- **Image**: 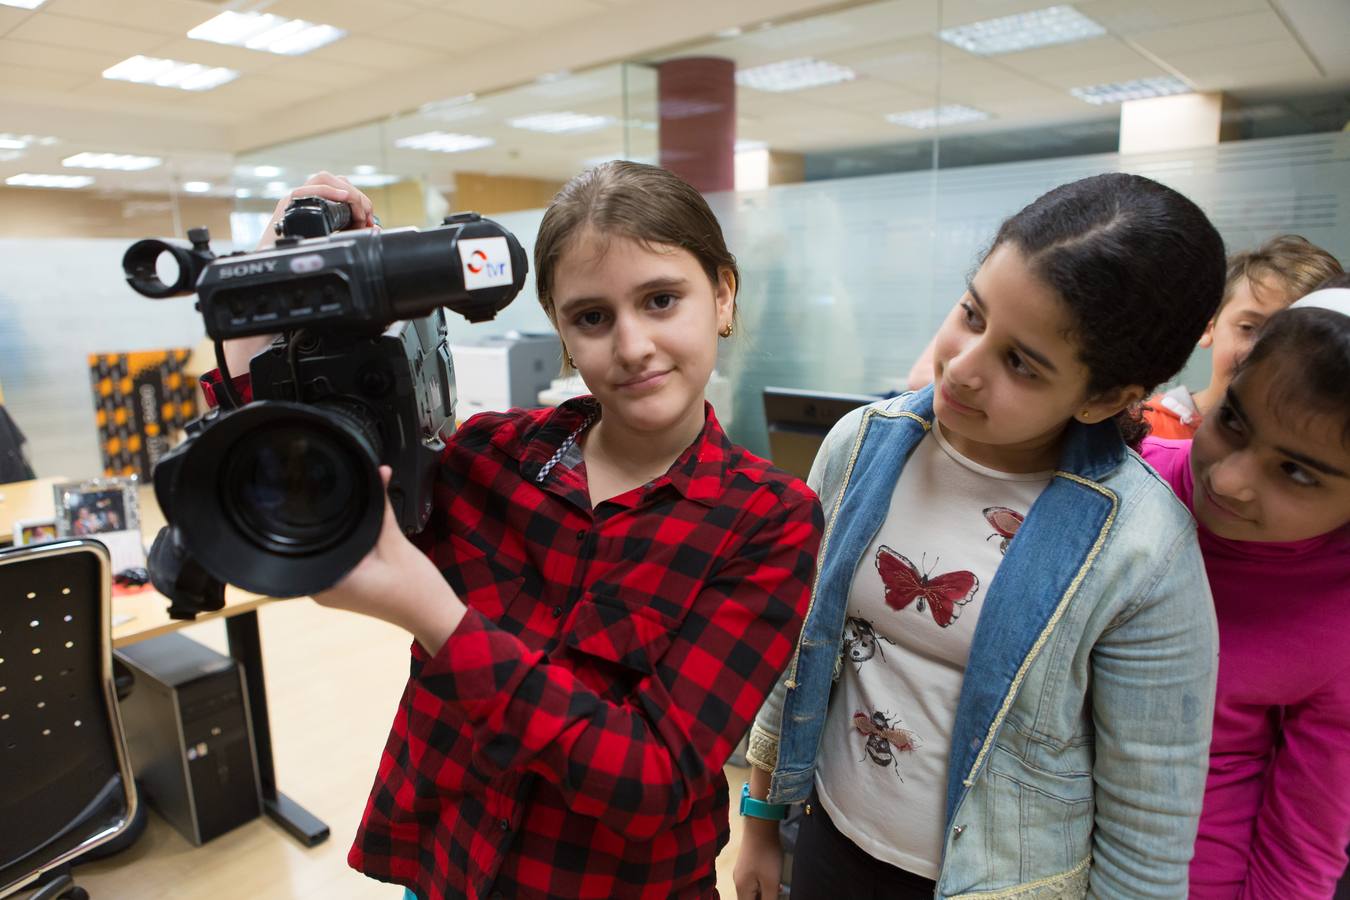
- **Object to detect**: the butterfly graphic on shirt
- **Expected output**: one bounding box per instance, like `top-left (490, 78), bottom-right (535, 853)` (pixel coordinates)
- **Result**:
top-left (842, 615), bottom-right (896, 669)
top-left (854, 709), bottom-right (922, 776)
top-left (983, 506), bottom-right (1025, 555)
top-left (875, 546), bottom-right (979, 628)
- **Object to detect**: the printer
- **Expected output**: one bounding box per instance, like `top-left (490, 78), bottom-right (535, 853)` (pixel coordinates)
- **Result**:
top-left (448, 331), bottom-right (562, 420)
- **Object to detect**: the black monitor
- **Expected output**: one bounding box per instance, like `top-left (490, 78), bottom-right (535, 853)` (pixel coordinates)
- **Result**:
top-left (762, 386), bottom-right (880, 480)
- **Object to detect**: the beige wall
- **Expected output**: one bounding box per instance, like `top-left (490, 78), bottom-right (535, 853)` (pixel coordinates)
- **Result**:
top-left (0, 187), bottom-right (235, 240)
top-left (454, 172), bottom-right (565, 216)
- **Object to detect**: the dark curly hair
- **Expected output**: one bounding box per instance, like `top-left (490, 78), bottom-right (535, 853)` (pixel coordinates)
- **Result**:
top-left (988, 173), bottom-right (1227, 447)
top-left (1234, 291), bottom-right (1350, 445)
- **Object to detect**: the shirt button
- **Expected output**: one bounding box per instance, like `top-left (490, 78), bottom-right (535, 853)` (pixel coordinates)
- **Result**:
top-left (953, 824), bottom-right (966, 838)
top-left (575, 529), bottom-right (585, 540)
top-left (499, 818), bottom-right (510, 832)
top-left (551, 606), bottom-right (563, 618)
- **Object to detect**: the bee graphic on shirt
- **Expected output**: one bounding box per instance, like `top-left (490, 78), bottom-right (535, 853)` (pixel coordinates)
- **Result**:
top-left (853, 709), bottom-right (922, 776)
top-left (842, 616), bottom-right (896, 669)
top-left (983, 506), bottom-right (1025, 555)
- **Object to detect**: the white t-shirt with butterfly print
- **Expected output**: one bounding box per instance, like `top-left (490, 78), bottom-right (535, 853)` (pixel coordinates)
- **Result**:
top-left (814, 421), bottom-right (1051, 879)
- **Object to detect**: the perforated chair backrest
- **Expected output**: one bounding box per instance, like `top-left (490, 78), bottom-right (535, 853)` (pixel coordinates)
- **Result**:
top-left (0, 539), bottom-right (138, 898)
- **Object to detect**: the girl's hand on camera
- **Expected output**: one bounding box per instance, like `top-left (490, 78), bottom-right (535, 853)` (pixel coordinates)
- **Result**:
top-left (313, 467), bottom-right (465, 654)
top-left (256, 170), bottom-right (377, 250)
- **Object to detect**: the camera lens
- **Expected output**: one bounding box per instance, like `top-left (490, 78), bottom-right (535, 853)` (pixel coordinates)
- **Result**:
top-left (224, 425), bottom-right (364, 555)
top-left (169, 401), bottom-right (384, 597)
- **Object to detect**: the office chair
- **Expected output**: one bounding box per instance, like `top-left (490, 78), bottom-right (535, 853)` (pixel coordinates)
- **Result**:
top-left (0, 540), bottom-right (139, 900)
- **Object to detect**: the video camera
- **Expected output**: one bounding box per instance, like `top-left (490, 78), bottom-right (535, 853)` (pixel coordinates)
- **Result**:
top-left (123, 197), bottom-right (528, 618)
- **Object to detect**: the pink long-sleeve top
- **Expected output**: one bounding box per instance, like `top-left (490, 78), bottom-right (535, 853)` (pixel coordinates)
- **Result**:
top-left (1142, 438), bottom-right (1350, 898)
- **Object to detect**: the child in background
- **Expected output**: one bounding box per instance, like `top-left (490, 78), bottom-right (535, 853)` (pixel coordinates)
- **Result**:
top-left (209, 163), bottom-right (824, 900)
top-left (736, 173), bottom-right (1226, 899)
top-left (1142, 279), bottom-right (1350, 898)
top-left (1142, 234), bottom-right (1341, 439)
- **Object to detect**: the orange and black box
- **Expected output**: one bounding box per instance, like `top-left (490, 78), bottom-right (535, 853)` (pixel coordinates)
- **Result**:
top-left (88, 349), bottom-right (198, 480)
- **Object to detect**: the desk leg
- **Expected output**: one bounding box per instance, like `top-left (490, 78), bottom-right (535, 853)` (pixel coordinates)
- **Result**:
top-left (226, 610), bottom-right (331, 847)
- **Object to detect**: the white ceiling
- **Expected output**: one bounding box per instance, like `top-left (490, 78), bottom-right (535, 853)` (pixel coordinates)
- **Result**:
top-left (0, 0), bottom-right (1346, 198)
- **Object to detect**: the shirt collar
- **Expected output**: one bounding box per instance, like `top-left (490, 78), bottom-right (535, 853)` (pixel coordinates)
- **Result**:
top-left (500, 396), bottom-right (733, 507)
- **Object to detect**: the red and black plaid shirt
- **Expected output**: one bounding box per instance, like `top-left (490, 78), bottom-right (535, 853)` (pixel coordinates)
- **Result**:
top-left (202, 373), bottom-right (821, 899)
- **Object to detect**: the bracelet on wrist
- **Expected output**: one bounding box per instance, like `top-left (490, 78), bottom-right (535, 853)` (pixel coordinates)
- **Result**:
top-left (739, 781), bottom-right (789, 821)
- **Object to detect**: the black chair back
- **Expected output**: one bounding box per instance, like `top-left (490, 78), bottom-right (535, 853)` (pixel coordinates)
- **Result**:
top-left (0, 539), bottom-right (138, 897)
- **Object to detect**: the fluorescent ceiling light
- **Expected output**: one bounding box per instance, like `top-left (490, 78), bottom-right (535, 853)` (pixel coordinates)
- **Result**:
top-left (352, 165), bottom-right (378, 175)
top-left (735, 57), bottom-right (856, 92)
top-left (189, 11), bottom-right (346, 56)
top-left (0, 133), bottom-right (58, 150)
top-left (1070, 75), bottom-right (1191, 105)
top-left (103, 56), bottom-right (238, 91)
top-left (346, 173), bottom-right (401, 188)
top-left (183, 181), bottom-right (211, 193)
top-left (235, 188), bottom-right (253, 199)
top-left (395, 131), bottom-right (495, 153)
top-left (63, 152), bottom-right (162, 171)
top-left (938, 5), bottom-right (1105, 55)
top-left (886, 105), bottom-right (990, 129)
top-left (6, 173), bottom-right (94, 189)
top-left (507, 112), bottom-right (615, 134)
top-left (0, 0), bottom-right (47, 8)
top-left (251, 165), bottom-right (282, 178)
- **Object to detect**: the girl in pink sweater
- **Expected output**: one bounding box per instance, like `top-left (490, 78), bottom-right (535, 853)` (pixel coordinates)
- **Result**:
top-left (1142, 286), bottom-right (1350, 898)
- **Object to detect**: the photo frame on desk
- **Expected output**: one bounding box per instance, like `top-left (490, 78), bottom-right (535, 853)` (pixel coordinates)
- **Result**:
top-left (52, 477), bottom-right (146, 573)
top-left (13, 516), bottom-right (57, 546)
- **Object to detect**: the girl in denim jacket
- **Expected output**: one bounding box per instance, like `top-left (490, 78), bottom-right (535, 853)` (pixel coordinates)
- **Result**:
top-left (735, 174), bottom-right (1226, 899)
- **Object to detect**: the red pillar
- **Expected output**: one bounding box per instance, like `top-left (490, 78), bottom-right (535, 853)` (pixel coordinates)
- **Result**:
top-left (657, 57), bottom-right (736, 193)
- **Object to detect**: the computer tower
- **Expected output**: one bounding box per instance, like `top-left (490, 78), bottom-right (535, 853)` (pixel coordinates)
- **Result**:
top-left (114, 632), bottom-right (262, 845)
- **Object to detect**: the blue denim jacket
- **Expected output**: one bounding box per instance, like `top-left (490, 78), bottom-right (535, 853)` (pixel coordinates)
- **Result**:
top-left (748, 388), bottom-right (1217, 899)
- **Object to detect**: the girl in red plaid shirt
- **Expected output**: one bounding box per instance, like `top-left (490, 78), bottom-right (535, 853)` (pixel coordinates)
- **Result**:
top-left (235, 165), bottom-right (824, 899)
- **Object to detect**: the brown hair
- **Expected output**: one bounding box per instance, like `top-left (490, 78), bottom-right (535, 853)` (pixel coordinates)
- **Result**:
top-left (1222, 234), bottom-right (1342, 311)
top-left (533, 161), bottom-right (739, 322)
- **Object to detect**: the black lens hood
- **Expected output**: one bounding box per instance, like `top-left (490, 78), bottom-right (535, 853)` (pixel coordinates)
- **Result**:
top-left (166, 400), bottom-right (383, 598)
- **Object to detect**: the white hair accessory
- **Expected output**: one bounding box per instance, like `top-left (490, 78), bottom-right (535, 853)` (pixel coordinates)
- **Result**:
top-left (1290, 288), bottom-right (1350, 317)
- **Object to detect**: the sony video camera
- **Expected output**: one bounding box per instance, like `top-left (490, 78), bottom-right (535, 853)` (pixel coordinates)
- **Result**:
top-left (123, 198), bottom-right (528, 618)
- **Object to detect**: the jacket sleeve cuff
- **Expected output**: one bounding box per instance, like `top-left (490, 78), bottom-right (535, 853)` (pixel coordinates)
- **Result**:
top-left (745, 723), bottom-right (780, 772)
top-left (200, 369), bottom-right (254, 407)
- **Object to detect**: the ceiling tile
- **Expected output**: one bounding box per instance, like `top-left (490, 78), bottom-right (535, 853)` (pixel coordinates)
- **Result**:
top-left (0, 63), bottom-right (88, 92)
top-left (1087, 0), bottom-right (1270, 34)
top-left (0, 8), bottom-right (33, 38)
top-left (306, 35), bottom-right (444, 70)
top-left (6, 13), bottom-right (163, 55)
top-left (1038, 60), bottom-right (1169, 90)
top-left (266, 57), bottom-right (381, 88)
top-left (996, 37), bottom-right (1147, 77)
top-left (41, 0), bottom-right (219, 35)
top-left (267, 0), bottom-right (425, 32)
top-left (437, 0), bottom-right (606, 31)
top-left (0, 38), bottom-right (124, 75)
top-left (1129, 10), bottom-right (1294, 57)
top-left (370, 11), bottom-right (511, 52)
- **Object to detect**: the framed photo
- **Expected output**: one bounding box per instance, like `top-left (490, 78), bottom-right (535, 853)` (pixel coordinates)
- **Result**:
top-left (52, 477), bottom-right (146, 573)
top-left (13, 517), bottom-right (58, 546)
top-left (53, 477), bottom-right (140, 538)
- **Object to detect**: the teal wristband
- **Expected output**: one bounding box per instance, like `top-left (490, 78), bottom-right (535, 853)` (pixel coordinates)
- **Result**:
top-left (739, 781), bottom-right (789, 821)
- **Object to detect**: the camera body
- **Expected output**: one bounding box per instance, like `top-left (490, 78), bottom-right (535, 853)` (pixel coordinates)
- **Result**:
top-left (126, 200), bottom-right (527, 617)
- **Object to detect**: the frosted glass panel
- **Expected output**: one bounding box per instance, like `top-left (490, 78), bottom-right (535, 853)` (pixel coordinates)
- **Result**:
top-left (716, 132), bottom-right (1350, 456)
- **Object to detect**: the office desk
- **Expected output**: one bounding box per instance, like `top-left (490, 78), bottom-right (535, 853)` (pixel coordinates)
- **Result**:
top-left (2, 477), bottom-right (330, 847)
top-left (0, 476), bottom-right (68, 542)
